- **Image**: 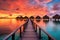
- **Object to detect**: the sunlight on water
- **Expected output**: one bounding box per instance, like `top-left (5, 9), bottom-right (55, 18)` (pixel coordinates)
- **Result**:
top-left (0, 19), bottom-right (25, 40)
top-left (0, 19), bottom-right (60, 40)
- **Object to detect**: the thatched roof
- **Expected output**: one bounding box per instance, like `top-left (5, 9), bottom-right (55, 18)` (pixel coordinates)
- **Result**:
top-left (36, 16), bottom-right (41, 19)
top-left (52, 14), bottom-right (60, 19)
top-left (43, 15), bottom-right (49, 19)
top-left (23, 16), bottom-right (28, 19)
top-left (30, 16), bottom-right (34, 19)
top-left (16, 16), bottom-right (23, 19)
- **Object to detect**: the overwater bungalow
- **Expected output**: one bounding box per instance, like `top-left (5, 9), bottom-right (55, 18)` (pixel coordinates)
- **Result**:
top-left (43, 15), bottom-right (49, 19)
top-left (52, 14), bottom-right (60, 19)
top-left (16, 16), bottom-right (23, 19)
top-left (52, 14), bottom-right (60, 21)
top-left (36, 16), bottom-right (41, 19)
top-left (43, 15), bottom-right (49, 22)
top-left (16, 16), bottom-right (20, 19)
top-left (30, 16), bottom-right (34, 19)
top-left (23, 16), bottom-right (28, 21)
top-left (30, 16), bottom-right (34, 21)
top-left (35, 16), bottom-right (41, 22)
top-left (16, 16), bottom-right (23, 21)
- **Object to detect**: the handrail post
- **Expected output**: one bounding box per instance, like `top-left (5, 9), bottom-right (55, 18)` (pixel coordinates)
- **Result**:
top-left (23, 23), bottom-right (27, 32)
top-left (33, 23), bottom-right (36, 31)
top-left (20, 27), bottom-right (22, 38)
top-left (35, 25), bottom-right (37, 32)
top-left (32, 21), bottom-right (55, 40)
top-left (23, 26), bottom-right (25, 32)
top-left (12, 33), bottom-right (15, 40)
top-left (48, 36), bottom-right (53, 40)
top-left (3, 21), bottom-right (28, 40)
top-left (39, 28), bottom-right (41, 39)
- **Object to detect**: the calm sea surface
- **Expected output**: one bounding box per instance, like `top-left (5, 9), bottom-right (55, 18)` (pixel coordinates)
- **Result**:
top-left (0, 19), bottom-right (26, 40)
top-left (0, 19), bottom-right (60, 40)
top-left (34, 19), bottom-right (60, 40)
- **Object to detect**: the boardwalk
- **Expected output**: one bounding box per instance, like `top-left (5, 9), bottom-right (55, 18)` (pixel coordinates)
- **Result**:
top-left (21, 19), bottom-right (38, 40)
top-left (3, 19), bottom-right (55, 40)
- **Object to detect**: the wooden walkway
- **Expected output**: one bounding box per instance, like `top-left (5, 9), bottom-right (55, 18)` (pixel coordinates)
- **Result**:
top-left (21, 19), bottom-right (38, 40)
top-left (3, 19), bottom-right (55, 40)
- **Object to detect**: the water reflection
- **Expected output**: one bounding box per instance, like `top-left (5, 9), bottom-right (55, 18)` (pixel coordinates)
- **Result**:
top-left (43, 20), bottom-right (49, 23)
top-left (34, 19), bottom-right (60, 40)
top-left (0, 19), bottom-right (25, 35)
top-left (46, 21), bottom-right (60, 40)
top-left (46, 21), bottom-right (56, 32)
top-left (53, 21), bottom-right (60, 24)
top-left (53, 21), bottom-right (60, 32)
top-left (34, 19), bottom-right (46, 30)
top-left (0, 19), bottom-right (60, 40)
top-left (35, 19), bottom-right (41, 22)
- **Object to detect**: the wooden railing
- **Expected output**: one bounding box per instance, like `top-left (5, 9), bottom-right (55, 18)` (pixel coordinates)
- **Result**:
top-left (3, 20), bottom-right (28, 40)
top-left (31, 21), bottom-right (55, 40)
top-left (3, 19), bottom-right (55, 40)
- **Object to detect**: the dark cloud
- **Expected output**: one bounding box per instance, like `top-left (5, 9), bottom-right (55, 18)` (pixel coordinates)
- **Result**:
top-left (0, 3), bottom-right (9, 10)
top-left (53, 2), bottom-right (60, 10)
top-left (0, 0), bottom-right (18, 10)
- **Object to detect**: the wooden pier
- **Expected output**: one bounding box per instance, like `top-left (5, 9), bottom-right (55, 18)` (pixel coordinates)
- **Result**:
top-left (3, 19), bottom-right (55, 40)
top-left (21, 19), bottom-right (38, 40)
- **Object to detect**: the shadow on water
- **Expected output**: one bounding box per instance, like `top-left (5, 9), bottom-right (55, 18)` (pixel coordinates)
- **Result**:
top-left (35, 19), bottom-right (41, 22)
top-left (16, 18), bottom-right (23, 21)
top-left (52, 21), bottom-right (60, 40)
top-left (53, 21), bottom-right (60, 24)
top-left (43, 19), bottom-right (49, 23)
top-left (16, 16), bottom-right (23, 21)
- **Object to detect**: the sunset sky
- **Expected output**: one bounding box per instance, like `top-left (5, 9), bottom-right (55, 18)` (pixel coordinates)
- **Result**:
top-left (0, 0), bottom-right (60, 17)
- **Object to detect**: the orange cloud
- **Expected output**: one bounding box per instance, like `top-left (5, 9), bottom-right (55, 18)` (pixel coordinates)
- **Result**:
top-left (0, 0), bottom-right (52, 17)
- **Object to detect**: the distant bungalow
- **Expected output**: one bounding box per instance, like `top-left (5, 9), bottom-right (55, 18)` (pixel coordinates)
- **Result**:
top-left (43, 15), bottom-right (49, 19)
top-left (52, 14), bottom-right (60, 21)
top-left (16, 16), bottom-right (23, 19)
top-left (30, 16), bottom-right (34, 21)
top-left (16, 16), bottom-right (20, 19)
top-left (52, 14), bottom-right (60, 19)
top-left (23, 16), bottom-right (28, 21)
top-left (16, 16), bottom-right (23, 21)
top-left (23, 16), bottom-right (28, 19)
top-left (36, 16), bottom-right (41, 19)
top-left (43, 15), bottom-right (49, 22)
top-left (59, 16), bottom-right (60, 19)
top-left (30, 16), bottom-right (34, 19)
top-left (35, 16), bottom-right (41, 22)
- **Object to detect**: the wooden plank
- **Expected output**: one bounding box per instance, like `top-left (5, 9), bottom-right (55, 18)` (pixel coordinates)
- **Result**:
top-left (21, 19), bottom-right (38, 40)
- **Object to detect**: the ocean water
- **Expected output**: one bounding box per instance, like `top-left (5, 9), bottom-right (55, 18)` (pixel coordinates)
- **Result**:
top-left (34, 19), bottom-right (60, 40)
top-left (0, 19), bottom-right (25, 40)
top-left (0, 19), bottom-right (60, 40)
